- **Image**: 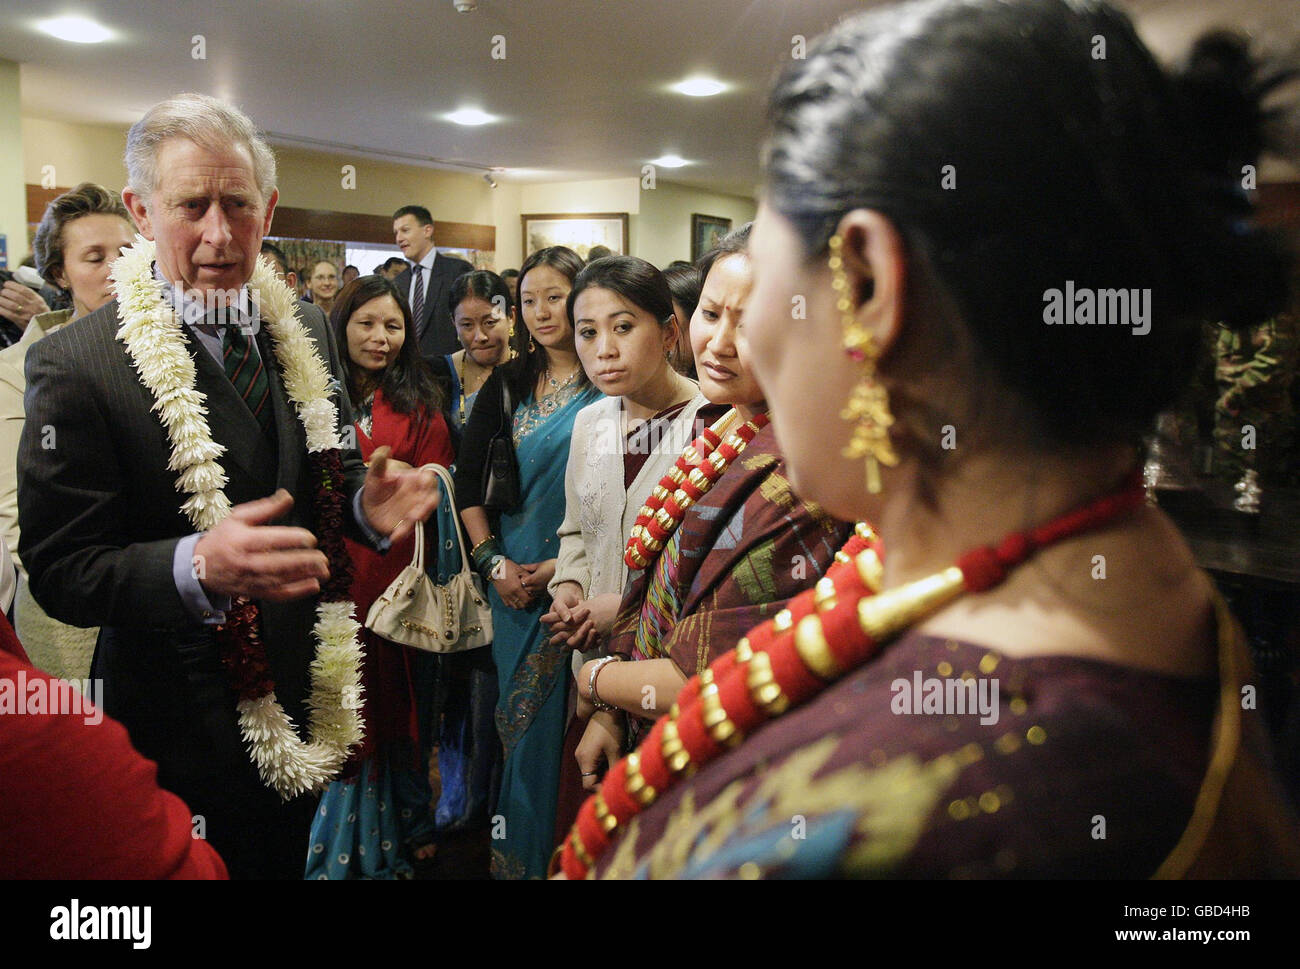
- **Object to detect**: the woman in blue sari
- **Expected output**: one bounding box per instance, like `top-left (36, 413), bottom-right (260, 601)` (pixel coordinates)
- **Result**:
top-left (454, 246), bottom-right (602, 878)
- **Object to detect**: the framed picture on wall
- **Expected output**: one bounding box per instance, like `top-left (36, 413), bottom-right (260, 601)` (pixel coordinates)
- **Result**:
top-left (521, 213), bottom-right (629, 263)
top-left (691, 214), bottom-right (732, 262)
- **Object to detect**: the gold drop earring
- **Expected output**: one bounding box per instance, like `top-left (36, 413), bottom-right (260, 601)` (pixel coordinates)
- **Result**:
top-left (507, 321), bottom-right (519, 360)
top-left (829, 233), bottom-right (898, 494)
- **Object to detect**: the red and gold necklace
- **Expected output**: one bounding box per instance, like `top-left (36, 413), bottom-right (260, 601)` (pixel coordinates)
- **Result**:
top-left (562, 470), bottom-right (1146, 879)
top-left (625, 408), bottom-right (771, 570)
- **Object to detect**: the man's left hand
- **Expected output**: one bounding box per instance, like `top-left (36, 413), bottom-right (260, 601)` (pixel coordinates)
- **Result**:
top-left (360, 445), bottom-right (439, 545)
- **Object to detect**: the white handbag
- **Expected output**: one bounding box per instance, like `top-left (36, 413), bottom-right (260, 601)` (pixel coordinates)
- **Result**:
top-left (364, 463), bottom-right (493, 653)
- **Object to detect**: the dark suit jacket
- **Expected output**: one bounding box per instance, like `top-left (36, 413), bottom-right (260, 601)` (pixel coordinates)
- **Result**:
top-left (393, 253), bottom-right (474, 359)
top-left (17, 297), bottom-right (368, 873)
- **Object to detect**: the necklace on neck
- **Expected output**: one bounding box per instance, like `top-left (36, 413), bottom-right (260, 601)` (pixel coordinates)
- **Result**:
top-left (561, 469), bottom-right (1146, 879)
top-left (457, 352), bottom-right (489, 424)
top-left (542, 362), bottom-right (580, 396)
top-left (626, 408), bottom-right (769, 570)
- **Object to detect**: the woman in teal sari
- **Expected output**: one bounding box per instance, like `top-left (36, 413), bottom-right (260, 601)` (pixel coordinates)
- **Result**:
top-left (455, 246), bottom-right (602, 878)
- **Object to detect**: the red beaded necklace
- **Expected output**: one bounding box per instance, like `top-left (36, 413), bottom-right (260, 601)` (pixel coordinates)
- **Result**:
top-left (562, 469), bottom-right (1146, 879)
top-left (625, 409), bottom-right (771, 570)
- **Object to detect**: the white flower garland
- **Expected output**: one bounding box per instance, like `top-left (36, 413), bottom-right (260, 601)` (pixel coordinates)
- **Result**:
top-left (112, 236), bottom-right (364, 799)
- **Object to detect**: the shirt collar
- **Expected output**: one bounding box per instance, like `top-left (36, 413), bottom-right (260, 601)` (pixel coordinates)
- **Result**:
top-left (153, 262), bottom-right (255, 330)
top-left (412, 247), bottom-right (437, 273)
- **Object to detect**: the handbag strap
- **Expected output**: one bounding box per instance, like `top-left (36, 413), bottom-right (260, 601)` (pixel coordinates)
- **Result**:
top-left (418, 463), bottom-right (475, 578)
top-left (499, 373), bottom-right (513, 436)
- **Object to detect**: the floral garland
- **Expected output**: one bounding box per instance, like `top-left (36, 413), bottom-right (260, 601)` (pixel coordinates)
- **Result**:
top-left (111, 236), bottom-right (364, 799)
top-left (624, 409), bottom-right (770, 570)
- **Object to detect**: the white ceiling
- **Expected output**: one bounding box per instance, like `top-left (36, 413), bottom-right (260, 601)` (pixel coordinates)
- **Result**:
top-left (2, 0), bottom-right (1297, 197)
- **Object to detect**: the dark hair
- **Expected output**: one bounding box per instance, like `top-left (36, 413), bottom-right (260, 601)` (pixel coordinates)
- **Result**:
top-left (568, 255), bottom-right (676, 333)
top-left (393, 205), bottom-right (433, 226)
top-left (383, 256), bottom-right (408, 272)
top-left (696, 223), bottom-right (752, 286)
top-left (500, 268), bottom-right (520, 280)
top-left (330, 275), bottom-right (445, 416)
top-left (499, 246), bottom-right (589, 402)
top-left (586, 245), bottom-right (614, 264)
top-left (260, 240), bottom-right (289, 276)
top-left (32, 182), bottom-right (131, 290)
top-left (449, 269), bottom-right (513, 316)
top-left (343, 264), bottom-right (359, 274)
top-left (662, 263), bottom-right (702, 326)
top-left (763, 0), bottom-right (1292, 447)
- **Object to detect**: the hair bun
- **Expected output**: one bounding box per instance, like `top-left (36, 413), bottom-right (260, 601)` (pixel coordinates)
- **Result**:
top-left (1171, 30), bottom-right (1295, 328)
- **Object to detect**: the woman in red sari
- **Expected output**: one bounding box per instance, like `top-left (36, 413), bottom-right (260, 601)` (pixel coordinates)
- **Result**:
top-left (307, 275), bottom-right (453, 879)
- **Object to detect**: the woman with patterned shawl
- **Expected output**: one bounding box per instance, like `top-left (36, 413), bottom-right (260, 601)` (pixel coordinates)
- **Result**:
top-left (569, 226), bottom-right (855, 783)
top-left (455, 247), bottom-right (601, 879)
top-left (556, 1), bottom-right (1300, 880)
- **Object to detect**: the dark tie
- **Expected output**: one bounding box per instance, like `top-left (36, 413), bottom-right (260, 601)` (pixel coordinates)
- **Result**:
top-left (411, 263), bottom-right (426, 336)
top-left (222, 323), bottom-right (274, 435)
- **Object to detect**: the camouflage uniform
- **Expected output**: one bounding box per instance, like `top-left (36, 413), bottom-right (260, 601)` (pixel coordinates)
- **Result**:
top-left (1212, 314), bottom-right (1299, 485)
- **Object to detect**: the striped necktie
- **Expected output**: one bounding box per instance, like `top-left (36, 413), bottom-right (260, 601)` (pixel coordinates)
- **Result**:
top-left (222, 323), bottom-right (274, 435)
top-left (411, 263), bottom-right (425, 336)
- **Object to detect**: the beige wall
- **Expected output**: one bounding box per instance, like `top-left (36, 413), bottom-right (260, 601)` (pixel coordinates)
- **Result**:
top-left (20, 115), bottom-right (757, 271)
top-left (1, 63), bottom-right (29, 265)
top-left (636, 181), bottom-right (756, 268)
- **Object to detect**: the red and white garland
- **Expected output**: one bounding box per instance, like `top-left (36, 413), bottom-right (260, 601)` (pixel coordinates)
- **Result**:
top-left (625, 409), bottom-right (770, 570)
top-left (112, 236), bottom-right (364, 799)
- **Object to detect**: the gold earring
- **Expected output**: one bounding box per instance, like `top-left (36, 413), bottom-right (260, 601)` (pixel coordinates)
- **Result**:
top-left (507, 322), bottom-right (519, 360)
top-left (529, 331), bottom-right (536, 353)
top-left (829, 233), bottom-right (897, 495)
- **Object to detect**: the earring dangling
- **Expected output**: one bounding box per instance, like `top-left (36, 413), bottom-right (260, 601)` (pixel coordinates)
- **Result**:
top-left (528, 331), bottom-right (536, 353)
top-left (829, 233), bottom-right (898, 495)
top-left (507, 322), bottom-right (519, 360)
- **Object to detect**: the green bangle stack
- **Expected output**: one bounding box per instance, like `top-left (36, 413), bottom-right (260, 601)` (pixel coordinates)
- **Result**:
top-left (471, 537), bottom-right (504, 578)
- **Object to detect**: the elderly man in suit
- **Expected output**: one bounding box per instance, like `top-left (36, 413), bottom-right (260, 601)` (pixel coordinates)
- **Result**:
top-left (391, 205), bottom-right (473, 359)
top-left (18, 93), bottom-right (438, 879)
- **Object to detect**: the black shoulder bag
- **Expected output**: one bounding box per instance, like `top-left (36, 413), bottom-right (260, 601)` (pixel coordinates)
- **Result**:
top-left (481, 375), bottom-right (522, 512)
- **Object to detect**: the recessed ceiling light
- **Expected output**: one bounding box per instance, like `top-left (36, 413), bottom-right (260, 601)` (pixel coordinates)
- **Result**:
top-left (36, 15), bottom-right (113, 43)
top-left (650, 155), bottom-right (688, 169)
top-left (672, 78), bottom-right (725, 98)
top-left (446, 108), bottom-right (496, 126)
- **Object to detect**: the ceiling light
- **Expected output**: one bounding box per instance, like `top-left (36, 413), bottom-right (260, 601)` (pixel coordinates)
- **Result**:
top-left (483, 172), bottom-right (498, 188)
top-left (650, 155), bottom-right (688, 169)
top-left (672, 78), bottom-right (725, 98)
top-left (446, 108), bottom-right (496, 126)
top-left (36, 15), bottom-right (113, 43)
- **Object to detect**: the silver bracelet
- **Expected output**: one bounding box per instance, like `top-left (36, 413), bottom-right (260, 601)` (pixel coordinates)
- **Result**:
top-left (587, 655), bottom-right (620, 712)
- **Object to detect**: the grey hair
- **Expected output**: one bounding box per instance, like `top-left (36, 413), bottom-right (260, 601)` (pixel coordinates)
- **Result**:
top-left (124, 92), bottom-right (277, 206)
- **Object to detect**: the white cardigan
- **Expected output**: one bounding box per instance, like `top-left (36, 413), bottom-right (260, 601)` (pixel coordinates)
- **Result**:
top-left (549, 391), bottom-right (709, 600)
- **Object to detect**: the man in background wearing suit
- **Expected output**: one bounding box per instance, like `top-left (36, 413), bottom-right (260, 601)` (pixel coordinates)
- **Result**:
top-left (392, 205), bottom-right (473, 359)
top-left (18, 93), bottom-right (438, 879)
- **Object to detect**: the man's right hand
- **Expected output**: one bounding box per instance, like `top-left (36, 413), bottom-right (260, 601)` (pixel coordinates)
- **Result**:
top-left (192, 489), bottom-right (329, 601)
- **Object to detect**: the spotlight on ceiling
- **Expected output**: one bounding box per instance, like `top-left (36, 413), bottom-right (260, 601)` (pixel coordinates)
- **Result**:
top-left (453, 0), bottom-right (478, 11)
top-left (36, 15), bottom-right (113, 43)
top-left (483, 172), bottom-right (499, 189)
top-left (447, 108), bottom-right (496, 126)
top-left (672, 78), bottom-right (726, 98)
top-left (650, 155), bottom-right (688, 169)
